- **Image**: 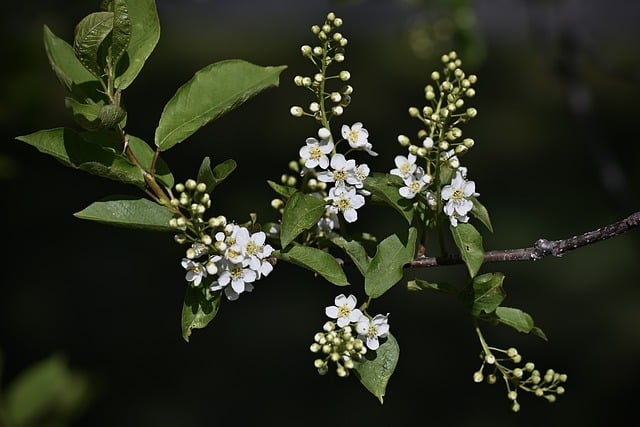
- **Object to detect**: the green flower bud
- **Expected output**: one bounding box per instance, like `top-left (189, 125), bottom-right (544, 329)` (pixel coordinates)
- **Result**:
top-left (300, 45), bottom-right (312, 57)
top-left (397, 134), bottom-right (410, 146)
top-left (473, 371), bottom-right (484, 383)
top-left (312, 46), bottom-right (323, 56)
top-left (186, 179), bottom-right (197, 190)
top-left (431, 71), bottom-right (440, 80)
top-left (507, 390), bottom-right (518, 401)
top-left (333, 17), bottom-right (343, 27)
top-left (408, 107), bottom-right (420, 117)
top-left (339, 70), bottom-right (351, 81)
top-left (334, 52), bottom-right (345, 62)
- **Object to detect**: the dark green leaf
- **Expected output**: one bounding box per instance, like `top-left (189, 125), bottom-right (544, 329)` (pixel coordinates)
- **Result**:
top-left (109, 0), bottom-right (131, 69)
top-left (495, 306), bottom-right (534, 333)
top-left (267, 180), bottom-right (297, 199)
top-left (406, 279), bottom-right (459, 296)
top-left (5, 354), bottom-right (93, 426)
top-left (469, 272), bottom-right (506, 316)
top-left (363, 173), bottom-right (414, 224)
top-left (73, 11), bottom-right (114, 78)
top-left (16, 128), bottom-right (147, 187)
top-left (471, 196), bottom-right (493, 233)
top-left (155, 60), bottom-right (287, 151)
top-left (43, 25), bottom-right (106, 103)
top-left (274, 246), bottom-right (348, 286)
top-left (280, 191), bottom-right (326, 248)
top-left (114, 0), bottom-right (160, 90)
top-left (450, 222), bottom-right (484, 278)
top-left (65, 97), bottom-right (103, 130)
top-left (365, 227), bottom-right (417, 298)
top-left (353, 333), bottom-right (399, 404)
top-left (74, 196), bottom-right (175, 231)
top-left (182, 286), bottom-right (222, 342)
top-left (197, 157), bottom-right (237, 193)
top-left (330, 236), bottom-right (370, 276)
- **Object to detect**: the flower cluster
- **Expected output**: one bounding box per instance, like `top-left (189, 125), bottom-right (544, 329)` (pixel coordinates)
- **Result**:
top-left (170, 179), bottom-right (274, 300)
top-left (391, 51), bottom-right (480, 227)
top-left (473, 346), bottom-right (568, 412)
top-left (310, 294), bottom-right (390, 377)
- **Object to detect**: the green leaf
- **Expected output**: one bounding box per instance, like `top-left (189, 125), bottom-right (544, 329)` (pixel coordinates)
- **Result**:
top-left (73, 11), bottom-right (114, 78)
top-left (5, 354), bottom-right (93, 426)
top-left (450, 222), bottom-right (484, 278)
top-left (495, 306), bottom-right (535, 334)
top-left (280, 191), bottom-right (327, 248)
top-left (468, 272), bottom-right (506, 316)
top-left (65, 98), bottom-right (127, 130)
top-left (108, 0), bottom-right (131, 69)
top-left (74, 196), bottom-right (175, 231)
top-left (197, 157), bottom-right (237, 193)
top-left (274, 246), bottom-right (348, 286)
top-left (363, 173), bottom-right (414, 224)
top-left (365, 228), bottom-right (417, 298)
top-left (182, 286), bottom-right (222, 342)
top-left (15, 128), bottom-right (147, 187)
top-left (114, 0), bottom-right (160, 90)
top-left (155, 60), bottom-right (287, 151)
top-left (43, 25), bottom-right (106, 103)
top-left (267, 180), bottom-right (297, 199)
top-left (406, 279), bottom-right (459, 296)
top-left (353, 333), bottom-right (399, 404)
top-left (471, 196), bottom-right (493, 233)
top-left (330, 236), bottom-right (370, 276)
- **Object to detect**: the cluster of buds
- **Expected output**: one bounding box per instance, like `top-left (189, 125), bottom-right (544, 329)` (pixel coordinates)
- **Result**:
top-left (169, 179), bottom-right (274, 301)
top-left (310, 321), bottom-right (367, 377)
top-left (290, 12), bottom-right (353, 123)
top-left (473, 347), bottom-right (568, 412)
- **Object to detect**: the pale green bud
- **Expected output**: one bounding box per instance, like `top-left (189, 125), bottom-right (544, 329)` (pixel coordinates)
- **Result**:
top-left (408, 107), bottom-right (420, 117)
top-left (341, 85), bottom-right (353, 95)
top-left (332, 105), bottom-right (344, 115)
top-left (314, 73), bottom-right (323, 82)
top-left (186, 247), bottom-right (196, 259)
top-left (205, 261), bottom-right (217, 275)
top-left (473, 371), bottom-right (484, 383)
top-left (339, 70), bottom-right (351, 81)
top-left (169, 218), bottom-right (178, 228)
top-left (176, 217), bottom-right (187, 227)
top-left (397, 134), bottom-right (410, 146)
top-left (468, 74), bottom-right (478, 84)
top-left (339, 37), bottom-right (348, 47)
top-left (311, 25), bottom-right (321, 34)
top-left (423, 137), bottom-right (434, 149)
top-left (333, 17), bottom-right (343, 26)
top-left (309, 102), bottom-right (320, 112)
top-left (327, 12), bottom-right (336, 21)
top-left (332, 32), bottom-right (343, 41)
top-left (312, 46), bottom-right (323, 56)
top-left (300, 45), bottom-right (312, 57)
top-left (431, 71), bottom-right (440, 80)
top-left (186, 179), bottom-right (197, 190)
top-left (466, 107), bottom-right (477, 118)
top-left (334, 52), bottom-right (345, 62)
top-left (196, 182), bottom-right (207, 193)
top-left (330, 92), bottom-right (342, 103)
top-left (417, 147), bottom-right (427, 157)
top-left (201, 234), bottom-right (212, 245)
top-left (466, 88), bottom-right (476, 97)
top-left (507, 390), bottom-right (518, 401)
top-left (174, 233), bottom-right (187, 244)
top-left (484, 353), bottom-right (496, 364)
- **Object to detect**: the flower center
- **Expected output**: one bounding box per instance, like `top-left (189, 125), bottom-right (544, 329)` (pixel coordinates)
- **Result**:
top-left (334, 169), bottom-right (347, 181)
top-left (338, 304), bottom-right (351, 317)
top-left (309, 146), bottom-right (322, 160)
top-left (348, 130), bottom-right (359, 143)
top-left (245, 241), bottom-right (259, 256)
top-left (337, 197), bottom-right (351, 211)
top-left (452, 189), bottom-right (463, 200)
top-left (229, 265), bottom-right (244, 280)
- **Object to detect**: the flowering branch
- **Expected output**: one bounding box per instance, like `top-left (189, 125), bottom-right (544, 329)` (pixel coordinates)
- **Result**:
top-left (411, 210), bottom-right (640, 268)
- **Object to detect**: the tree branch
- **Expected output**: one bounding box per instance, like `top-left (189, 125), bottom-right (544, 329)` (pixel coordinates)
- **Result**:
top-left (411, 211), bottom-right (640, 268)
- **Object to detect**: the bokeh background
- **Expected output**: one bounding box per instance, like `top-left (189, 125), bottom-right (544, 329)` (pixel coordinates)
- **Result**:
top-left (2, 0), bottom-right (640, 425)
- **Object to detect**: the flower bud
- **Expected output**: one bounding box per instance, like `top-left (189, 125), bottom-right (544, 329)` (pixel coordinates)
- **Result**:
top-left (339, 70), bottom-right (351, 81)
top-left (397, 134), bottom-right (410, 146)
top-left (408, 107), bottom-right (420, 117)
top-left (318, 127), bottom-right (331, 140)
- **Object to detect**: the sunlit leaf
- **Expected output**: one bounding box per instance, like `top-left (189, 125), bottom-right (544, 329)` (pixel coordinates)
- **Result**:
top-left (74, 196), bottom-right (175, 231)
top-left (274, 246), bottom-right (348, 286)
top-left (182, 286), bottom-right (222, 342)
top-left (468, 272), bottom-right (506, 316)
top-left (109, 0), bottom-right (131, 69)
top-left (495, 306), bottom-right (534, 333)
top-left (365, 227), bottom-right (417, 298)
top-left (330, 236), bottom-right (370, 276)
top-left (196, 157), bottom-right (237, 193)
top-left (155, 60), bottom-right (287, 151)
top-left (353, 333), bottom-right (399, 404)
top-left (267, 180), bottom-right (297, 199)
top-left (471, 196), bottom-right (493, 233)
top-left (450, 222), bottom-right (484, 278)
top-left (73, 11), bottom-right (114, 78)
top-left (280, 191), bottom-right (326, 248)
top-left (363, 173), bottom-right (414, 224)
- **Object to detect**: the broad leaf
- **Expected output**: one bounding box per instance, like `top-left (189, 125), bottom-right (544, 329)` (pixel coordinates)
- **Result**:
top-left (197, 157), bottom-right (237, 193)
top-left (65, 98), bottom-right (126, 130)
top-left (468, 272), bottom-right (506, 316)
top-left (43, 25), bottom-right (105, 103)
top-left (182, 286), bottom-right (222, 342)
top-left (155, 60), bottom-right (287, 151)
top-left (15, 128), bottom-right (146, 187)
top-left (494, 306), bottom-right (534, 334)
top-left (365, 227), bottom-right (417, 298)
top-left (406, 279), bottom-right (459, 296)
top-left (108, 0), bottom-right (131, 70)
top-left (363, 173), bottom-right (414, 224)
top-left (74, 196), bottom-right (175, 231)
top-left (450, 222), bottom-right (484, 278)
top-left (274, 246), bottom-right (348, 286)
top-left (330, 236), bottom-right (370, 276)
top-left (353, 333), bottom-right (399, 404)
top-left (471, 196), bottom-right (493, 233)
top-left (267, 180), bottom-right (297, 199)
top-left (280, 191), bottom-right (326, 248)
top-left (73, 11), bottom-right (114, 78)
top-left (114, 0), bottom-right (160, 90)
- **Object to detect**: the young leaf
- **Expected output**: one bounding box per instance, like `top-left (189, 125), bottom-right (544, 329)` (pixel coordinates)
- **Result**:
top-left (353, 333), bottom-right (399, 404)
top-left (114, 0), bottom-right (160, 90)
top-left (108, 0), bottom-right (131, 70)
top-left (15, 128), bottom-right (145, 187)
top-left (495, 306), bottom-right (535, 334)
top-left (73, 11), bottom-right (114, 79)
top-left (74, 196), bottom-right (175, 231)
top-left (274, 246), bottom-right (348, 286)
top-left (43, 25), bottom-right (106, 103)
top-left (196, 157), bottom-right (237, 193)
top-left (365, 227), bottom-right (417, 298)
top-left (155, 60), bottom-right (287, 151)
top-left (450, 223), bottom-right (484, 278)
top-left (330, 236), bottom-right (370, 276)
top-left (280, 191), bottom-right (326, 248)
top-left (267, 180), bottom-right (297, 200)
top-left (64, 97), bottom-right (104, 130)
top-left (471, 196), bottom-right (493, 233)
top-left (363, 173), bottom-right (414, 224)
top-left (468, 272), bottom-right (506, 317)
top-left (182, 286), bottom-right (222, 342)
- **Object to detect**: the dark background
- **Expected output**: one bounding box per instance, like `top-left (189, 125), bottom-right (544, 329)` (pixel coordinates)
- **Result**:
top-left (2, 0), bottom-right (640, 426)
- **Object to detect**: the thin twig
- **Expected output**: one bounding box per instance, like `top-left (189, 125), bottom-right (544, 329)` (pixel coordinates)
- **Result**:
top-left (410, 211), bottom-right (640, 268)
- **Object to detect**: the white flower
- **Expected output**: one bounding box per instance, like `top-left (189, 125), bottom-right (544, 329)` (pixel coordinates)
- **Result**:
top-left (390, 154), bottom-right (417, 179)
top-left (299, 137), bottom-right (334, 169)
top-left (347, 163), bottom-right (369, 189)
top-left (325, 294), bottom-right (363, 327)
top-left (356, 313), bottom-right (390, 350)
top-left (327, 186), bottom-right (365, 223)
top-left (342, 122), bottom-right (378, 156)
top-left (213, 258), bottom-right (257, 297)
top-left (399, 167), bottom-right (431, 199)
top-left (441, 171), bottom-right (478, 226)
top-left (317, 153), bottom-right (356, 188)
top-left (181, 258), bottom-right (207, 286)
